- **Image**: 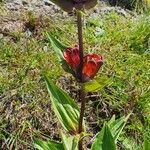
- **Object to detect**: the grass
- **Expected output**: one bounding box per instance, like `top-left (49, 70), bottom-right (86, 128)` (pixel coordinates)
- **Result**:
top-left (0, 8), bottom-right (150, 149)
top-left (133, 0), bottom-right (150, 13)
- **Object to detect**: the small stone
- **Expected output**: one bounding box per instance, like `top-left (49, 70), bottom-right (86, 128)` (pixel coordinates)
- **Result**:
top-left (95, 27), bottom-right (105, 36)
top-left (7, 3), bottom-right (21, 11)
top-left (22, 0), bottom-right (28, 5)
top-left (44, 0), bottom-right (52, 6)
top-left (93, 8), bottom-right (99, 13)
top-left (14, 0), bottom-right (22, 5)
top-left (0, 34), bottom-right (3, 39)
top-left (43, 45), bottom-right (48, 52)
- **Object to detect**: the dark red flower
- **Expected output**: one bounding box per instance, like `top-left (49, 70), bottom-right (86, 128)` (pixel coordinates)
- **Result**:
top-left (64, 46), bottom-right (103, 82)
top-left (49, 0), bottom-right (98, 12)
top-left (64, 45), bottom-right (80, 69)
top-left (82, 54), bottom-right (103, 81)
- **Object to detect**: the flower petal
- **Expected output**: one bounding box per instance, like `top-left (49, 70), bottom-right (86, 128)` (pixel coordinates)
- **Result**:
top-left (50, 0), bottom-right (74, 12)
top-left (64, 46), bottom-right (80, 69)
top-left (82, 54), bottom-right (103, 81)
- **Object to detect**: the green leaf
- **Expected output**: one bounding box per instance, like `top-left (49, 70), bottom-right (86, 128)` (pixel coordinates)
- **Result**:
top-left (143, 137), bottom-right (150, 150)
top-left (44, 76), bottom-right (81, 134)
top-left (91, 124), bottom-right (116, 150)
top-left (47, 33), bottom-right (74, 75)
top-left (84, 77), bottom-right (112, 92)
top-left (34, 139), bottom-right (64, 150)
top-left (61, 59), bottom-right (75, 75)
top-left (108, 114), bottom-right (130, 142)
top-left (47, 33), bottom-right (67, 59)
top-left (61, 132), bottom-right (79, 150)
top-left (102, 125), bottom-right (116, 150)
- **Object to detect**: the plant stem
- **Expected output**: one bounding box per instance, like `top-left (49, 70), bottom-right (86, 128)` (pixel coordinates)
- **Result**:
top-left (77, 10), bottom-right (84, 81)
top-left (77, 10), bottom-right (86, 150)
top-left (78, 84), bottom-right (86, 150)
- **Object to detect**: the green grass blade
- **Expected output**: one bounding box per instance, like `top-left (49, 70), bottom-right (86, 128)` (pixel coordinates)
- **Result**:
top-left (108, 114), bottom-right (130, 142)
top-left (143, 137), bottom-right (150, 150)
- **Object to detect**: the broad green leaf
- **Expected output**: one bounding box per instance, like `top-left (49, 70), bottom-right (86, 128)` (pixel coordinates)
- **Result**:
top-left (45, 76), bottom-right (81, 134)
top-left (91, 124), bottom-right (116, 150)
top-left (84, 77), bottom-right (112, 92)
top-left (108, 114), bottom-right (130, 142)
top-left (34, 139), bottom-right (64, 150)
top-left (102, 125), bottom-right (116, 150)
top-left (49, 0), bottom-right (98, 12)
top-left (47, 33), bottom-right (74, 75)
top-left (61, 132), bottom-right (79, 150)
top-left (143, 137), bottom-right (150, 150)
top-left (47, 33), bottom-right (67, 59)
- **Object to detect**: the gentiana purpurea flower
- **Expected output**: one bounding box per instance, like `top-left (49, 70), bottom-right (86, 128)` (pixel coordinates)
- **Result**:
top-left (63, 45), bottom-right (103, 82)
top-left (49, 0), bottom-right (98, 12)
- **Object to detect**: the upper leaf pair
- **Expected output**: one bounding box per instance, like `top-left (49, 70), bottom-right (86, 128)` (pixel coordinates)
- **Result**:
top-left (49, 0), bottom-right (98, 12)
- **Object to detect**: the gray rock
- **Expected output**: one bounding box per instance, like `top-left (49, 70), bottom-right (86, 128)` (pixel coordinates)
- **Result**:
top-left (7, 3), bottom-right (21, 11)
top-left (0, 34), bottom-right (3, 39)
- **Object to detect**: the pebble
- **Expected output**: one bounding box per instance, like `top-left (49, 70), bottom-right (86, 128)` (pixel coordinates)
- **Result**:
top-left (22, 0), bottom-right (28, 5)
top-left (13, 0), bottom-right (22, 5)
top-left (6, 3), bottom-right (22, 11)
top-left (0, 34), bottom-right (3, 39)
top-left (44, 0), bottom-right (52, 6)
